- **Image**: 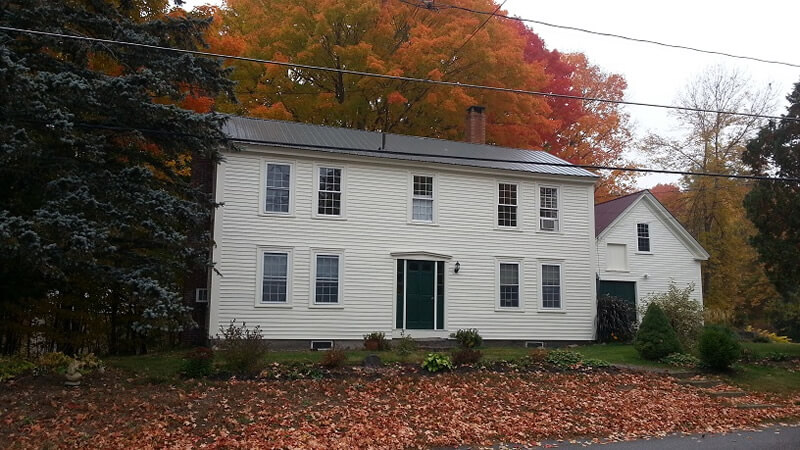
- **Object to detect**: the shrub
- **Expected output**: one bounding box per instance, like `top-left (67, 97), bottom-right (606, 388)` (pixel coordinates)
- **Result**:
top-left (634, 303), bottom-right (682, 360)
top-left (421, 353), bottom-right (453, 372)
top-left (596, 295), bottom-right (637, 342)
top-left (182, 347), bottom-right (215, 378)
top-left (745, 325), bottom-right (792, 343)
top-left (217, 319), bottom-right (269, 377)
top-left (640, 283), bottom-right (703, 350)
top-left (0, 358), bottom-right (35, 382)
top-left (363, 332), bottom-right (391, 351)
top-left (320, 348), bottom-right (347, 368)
top-left (764, 352), bottom-right (791, 362)
top-left (581, 358), bottom-right (612, 368)
top-left (698, 325), bottom-right (741, 371)
top-left (451, 348), bottom-right (482, 365)
top-left (37, 352), bottom-right (73, 374)
top-left (546, 349), bottom-right (583, 369)
top-left (528, 348), bottom-right (549, 363)
top-left (394, 331), bottom-right (417, 359)
top-left (660, 352), bottom-right (700, 368)
top-left (449, 328), bottom-right (483, 348)
top-left (766, 298), bottom-right (800, 341)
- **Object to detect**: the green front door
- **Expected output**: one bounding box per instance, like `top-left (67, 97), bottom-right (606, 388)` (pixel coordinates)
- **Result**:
top-left (405, 260), bottom-right (435, 329)
top-left (597, 280), bottom-right (637, 321)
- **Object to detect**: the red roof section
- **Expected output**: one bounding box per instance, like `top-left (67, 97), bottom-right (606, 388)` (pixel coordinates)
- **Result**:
top-left (594, 190), bottom-right (648, 237)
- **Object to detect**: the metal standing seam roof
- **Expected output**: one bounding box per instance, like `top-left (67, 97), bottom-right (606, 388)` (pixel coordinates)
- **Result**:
top-left (222, 116), bottom-right (598, 179)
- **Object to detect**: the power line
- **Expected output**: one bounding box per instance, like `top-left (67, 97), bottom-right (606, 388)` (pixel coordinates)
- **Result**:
top-left (13, 117), bottom-right (800, 183)
top-left (2, 25), bottom-right (799, 124)
top-left (399, 0), bottom-right (800, 69)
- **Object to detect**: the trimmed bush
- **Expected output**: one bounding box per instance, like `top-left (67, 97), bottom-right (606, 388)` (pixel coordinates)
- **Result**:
top-left (217, 319), bottom-right (269, 377)
top-left (320, 348), bottom-right (347, 368)
top-left (596, 295), bottom-right (637, 342)
top-left (421, 353), bottom-right (453, 372)
top-left (634, 303), bottom-right (682, 360)
top-left (182, 347), bottom-right (215, 378)
top-left (698, 325), bottom-right (741, 371)
top-left (450, 328), bottom-right (483, 348)
top-left (452, 348), bottom-right (482, 365)
top-left (640, 283), bottom-right (703, 350)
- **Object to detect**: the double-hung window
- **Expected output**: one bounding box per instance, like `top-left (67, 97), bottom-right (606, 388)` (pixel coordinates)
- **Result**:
top-left (637, 223), bottom-right (651, 252)
top-left (411, 175), bottom-right (434, 223)
top-left (541, 264), bottom-right (562, 309)
top-left (261, 251), bottom-right (290, 303)
top-left (265, 163), bottom-right (292, 214)
top-left (316, 167), bottom-right (343, 217)
top-left (498, 262), bottom-right (520, 308)
top-left (539, 186), bottom-right (559, 231)
top-left (313, 253), bottom-right (342, 304)
top-left (497, 183), bottom-right (518, 227)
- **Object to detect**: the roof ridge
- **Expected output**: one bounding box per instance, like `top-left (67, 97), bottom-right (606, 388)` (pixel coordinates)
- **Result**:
top-left (595, 189), bottom-right (648, 206)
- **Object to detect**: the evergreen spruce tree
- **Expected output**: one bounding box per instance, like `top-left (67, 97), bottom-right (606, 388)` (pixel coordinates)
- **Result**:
top-left (0, 0), bottom-right (235, 354)
top-left (634, 303), bottom-right (682, 360)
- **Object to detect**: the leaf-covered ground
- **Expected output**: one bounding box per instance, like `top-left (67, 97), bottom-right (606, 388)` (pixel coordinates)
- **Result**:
top-left (2, 368), bottom-right (799, 449)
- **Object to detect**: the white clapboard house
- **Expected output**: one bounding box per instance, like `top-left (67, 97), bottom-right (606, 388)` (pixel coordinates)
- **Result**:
top-left (203, 107), bottom-right (651, 348)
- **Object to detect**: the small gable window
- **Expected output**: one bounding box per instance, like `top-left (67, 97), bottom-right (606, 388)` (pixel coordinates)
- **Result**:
top-left (637, 223), bottom-right (651, 252)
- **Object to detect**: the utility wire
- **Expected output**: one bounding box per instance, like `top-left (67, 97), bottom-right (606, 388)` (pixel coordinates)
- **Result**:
top-left (399, 0), bottom-right (800, 69)
top-left (13, 118), bottom-right (800, 183)
top-left (2, 25), bottom-right (799, 124)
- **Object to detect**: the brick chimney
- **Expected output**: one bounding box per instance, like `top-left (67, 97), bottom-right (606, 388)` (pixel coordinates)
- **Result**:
top-left (465, 105), bottom-right (486, 144)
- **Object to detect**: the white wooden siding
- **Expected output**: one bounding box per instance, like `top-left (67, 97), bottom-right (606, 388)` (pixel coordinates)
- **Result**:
top-left (596, 200), bottom-right (703, 308)
top-left (210, 146), bottom-right (598, 341)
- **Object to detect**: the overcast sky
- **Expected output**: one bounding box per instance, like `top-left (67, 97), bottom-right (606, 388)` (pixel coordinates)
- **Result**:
top-left (180, 0), bottom-right (800, 187)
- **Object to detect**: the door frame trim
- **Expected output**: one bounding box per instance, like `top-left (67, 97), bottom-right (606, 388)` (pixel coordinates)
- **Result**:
top-left (395, 256), bottom-right (448, 331)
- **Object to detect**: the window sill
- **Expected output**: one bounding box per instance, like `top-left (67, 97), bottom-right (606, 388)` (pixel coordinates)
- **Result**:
top-left (605, 269), bottom-right (630, 273)
top-left (494, 226), bottom-right (522, 232)
top-left (311, 215), bottom-right (347, 221)
top-left (309, 304), bottom-right (344, 309)
top-left (635, 252), bottom-right (654, 255)
top-left (494, 307), bottom-right (525, 312)
top-left (254, 303), bottom-right (293, 308)
top-left (408, 221), bottom-right (439, 226)
top-left (259, 212), bottom-right (295, 218)
top-left (537, 309), bottom-right (566, 314)
top-left (536, 230), bottom-right (563, 235)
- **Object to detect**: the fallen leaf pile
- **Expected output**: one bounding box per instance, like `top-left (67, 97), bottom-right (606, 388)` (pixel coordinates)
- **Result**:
top-left (2, 369), bottom-right (798, 448)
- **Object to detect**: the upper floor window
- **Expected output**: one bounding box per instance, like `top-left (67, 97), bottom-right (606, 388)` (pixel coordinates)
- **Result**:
top-left (541, 264), bottom-right (562, 309)
top-left (265, 163), bottom-right (291, 214)
top-left (412, 175), bottom-right (434, 222)
top-left (637, 223), bottom-right (651, 252)
top-left (497, 183), bottom-right (518, 227)
top-left (261, 251), bottom-right (289, 303)
top-left (539, 186), bottom-right (559, 231)
top-left (314, 253), bottom-right (342, 304)
top-left (316, 167), bottom-right (343, 217)
top-left (498, 262), bottom-right (520, 308)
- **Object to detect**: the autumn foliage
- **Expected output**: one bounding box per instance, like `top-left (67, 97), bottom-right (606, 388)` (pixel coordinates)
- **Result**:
top-left (193, 0), bottom-right (634, 199)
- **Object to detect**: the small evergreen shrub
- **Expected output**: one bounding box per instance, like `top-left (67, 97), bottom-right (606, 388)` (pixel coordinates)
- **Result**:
top-left (596, 295), bottom-right (637, 342)
top-left (363, 332), bottom-right (391, 351)
top-left (452, 348), bottom-right (482, 365)
top-left (640, 283), bottom-right (703, 350)
top-left (421, 353), bottom-right (453, 372)
top-left (698, 325), bottom-right (741, 371)
top-left (660, 352), bottom-right (700, 368)
top-left (320, 348), bottom-right (347, 368)
top-left (182, 347), bottom-right (215, 378)
top-left (217, 319), bottom-right (269, 377)
top-left (546, 349), bottom-right (583, 369)
top-left (394, 331), bottom-right (417, 358)
top-left (450, 328), bottom-right (483, 348)
top-left (634, 303), bottom-right (682, 360)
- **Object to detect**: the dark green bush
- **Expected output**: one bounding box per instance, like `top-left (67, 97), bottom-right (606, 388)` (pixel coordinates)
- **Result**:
top-left (320, 348), bottom-right (347, 368)
top-left (698, 325), bottom-right (741, 371)
top-left (545, 349), bottom-right (583, 369)
top-left (450, 328), bottom-right (483, 348)
top-left (640, 283), bottom-right (702, 350)
top-left (182, 347), bottom-right (215, 378)
top-left (451, 348), bottom-right (482, 365)
top-left (217, 320), bottom-right (268, 377)
top-left (421, 353), bottom-right (453, 372)
top-left (596, 295), bottom-right (637, 342)
top-left (634, 303), bottom-right (682, 360)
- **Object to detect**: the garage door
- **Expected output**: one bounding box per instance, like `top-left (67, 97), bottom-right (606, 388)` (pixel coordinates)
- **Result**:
top-left (597, 280), bottom-right (637, 320)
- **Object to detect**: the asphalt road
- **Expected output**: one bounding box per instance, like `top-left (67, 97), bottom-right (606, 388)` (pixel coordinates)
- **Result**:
top-left (550, 425), bottom-right (800, 449)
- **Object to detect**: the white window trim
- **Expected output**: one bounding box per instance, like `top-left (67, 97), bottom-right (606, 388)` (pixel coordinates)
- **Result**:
top-left (261, 160), bottom-right (296, 217)
top-left (636, 222), bottom-right (653, 254)
top-left (495, 181), bottom-right (520, 230)
top-left (408, 172), bottom-right (438, 225)
top-left (255, 247), bottom-right (293, 308)
top-left (309, 249), bottom-right (345, 308)
top-left (495, 257), bottom-right (524, 311)
top-left (538, 184), bottom-right (560, 233)
top-left (538, 261), bottom-right (565, 311)
top-left (312, 164), bottom-right (347, 220)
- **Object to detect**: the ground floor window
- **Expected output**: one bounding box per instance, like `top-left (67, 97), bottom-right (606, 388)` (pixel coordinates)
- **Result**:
top-left (541, 264), bottom-right (562, 309)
